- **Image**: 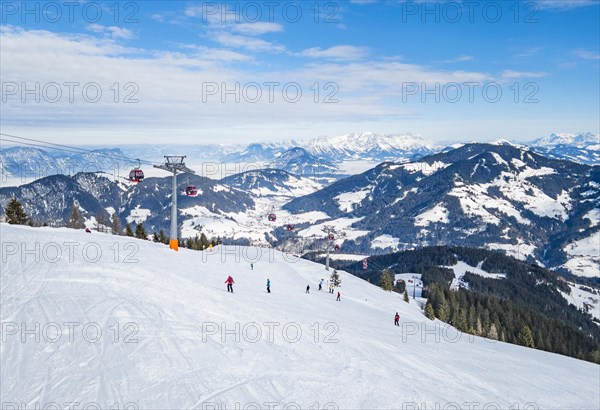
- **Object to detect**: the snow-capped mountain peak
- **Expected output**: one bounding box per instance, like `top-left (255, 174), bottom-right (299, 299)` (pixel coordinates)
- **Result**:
top-left (301, 132), bottom-right (439, 161)
top-left (528, 132), bottom-right (600, 165)
top-left (532, 132), bottom-right (599, 149)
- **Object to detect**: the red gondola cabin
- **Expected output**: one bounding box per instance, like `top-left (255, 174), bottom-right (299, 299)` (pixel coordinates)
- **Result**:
top-left (185, 186), bottom-right (198, 196)
top-left (129, 169), bottom-right (144, 183)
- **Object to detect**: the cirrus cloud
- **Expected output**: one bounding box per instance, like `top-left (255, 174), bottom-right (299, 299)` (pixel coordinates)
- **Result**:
top-left (87, 24), bottom-right (135, 40)
top-left (298, 45), bottom-right (369, 61)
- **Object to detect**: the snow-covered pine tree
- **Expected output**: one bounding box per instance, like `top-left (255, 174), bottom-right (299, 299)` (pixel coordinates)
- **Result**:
top-left (95, 212), bottom-right (105, 232)
top-left (112, 214), bottom-right (121, 235)
top-left (425, 302), bottom-right (435, 320)
top-left (476, 317), bottom-right (483, 336)
top-left (186, 237), bottom-right (196, 249)
top-left (436, 290), bottom-right (450, 322)
top-left (67, 202), bottom-right (85, 229)
top-left (330, 270), bottom-right (342, 287)
top-left (157, 229), bottom-right (167, 244)
top-left (134, 223), bottom-right (148, 240)
top-left (488, 323), bottom-right (499, 340)
top-left (380, 269), bottom-right (394, 291)
top-left (200, 232), bottom-right (209, 249)
top-left (518, 325), bottom-right (535, 348)
top-left (5, 196), bottom-right (29, 225)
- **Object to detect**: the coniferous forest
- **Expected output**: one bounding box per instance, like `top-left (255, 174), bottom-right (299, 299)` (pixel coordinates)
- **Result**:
top-left (322, 246), bottom-right (600, 363)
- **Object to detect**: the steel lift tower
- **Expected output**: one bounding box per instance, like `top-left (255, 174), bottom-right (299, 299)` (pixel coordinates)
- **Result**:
top-left (154, 156), bottom-right (195, 251)
top-left (322, 226), bottom-right (345, 271)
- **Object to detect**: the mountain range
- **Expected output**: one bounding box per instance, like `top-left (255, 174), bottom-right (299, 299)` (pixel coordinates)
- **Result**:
top-left (529, 132), bottom-right (599, 165)
top-left (0, 146), bottom-right (137, 181)
top-left (2, 132), bottom-right (597, 184)
top-left (1, 137), bottom-right (598, 279)
top-left (282, 143), bottom-right (599, 278)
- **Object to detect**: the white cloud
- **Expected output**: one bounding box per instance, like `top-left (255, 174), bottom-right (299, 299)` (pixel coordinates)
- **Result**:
top-left (87, 24), bottom-right (134, 40)
top-left (3, 26), bottom-right (562, 144)
top-left (574, 48), bottom-right (600, 60)
top-left (178, 45), bottom-right (252, 62)
top-left (298, 45), bottom-right (368, 61)
top-left (535, 0), bottom-right (598, 9)
top-left (233, 22), bottom-right (283, 35)
top-left (500, 70), bottom-right (547, 80)
top-left (285, 61), bottom-right (492, 96)
top-left (213, 32), bottom-right (285, 53)
top-left (441, 55), bottom-right (474, 63)
top-left (2, 25), bottom-right (130, 57)
top-left (150, 13), bottom-right (165, 22)
top-left (184, 5), bottom-right (206, 18)
top-left (181, 5), bottom-right (285, 53)
top-left (514, 47), bottom-right (542, 58)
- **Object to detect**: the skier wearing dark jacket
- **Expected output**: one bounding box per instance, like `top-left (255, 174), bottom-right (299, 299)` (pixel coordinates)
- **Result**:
top-left (267, 279), bottom-right (271, 293)
top-left (225, 275), bottom-right (235, 292)
top-left (394, 312), bottom-right (400, 326)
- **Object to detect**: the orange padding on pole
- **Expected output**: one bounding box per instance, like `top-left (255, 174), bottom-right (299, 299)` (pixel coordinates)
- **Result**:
top-left (169, 239), bottom-right (178, 251)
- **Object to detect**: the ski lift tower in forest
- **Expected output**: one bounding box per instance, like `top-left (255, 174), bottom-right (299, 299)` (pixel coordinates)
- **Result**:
top-left (154, 156), bottom-right (195, 251)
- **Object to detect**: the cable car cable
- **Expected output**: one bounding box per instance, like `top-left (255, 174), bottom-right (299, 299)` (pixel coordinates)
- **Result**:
top-left (0, 133), bottom-right (156, 166)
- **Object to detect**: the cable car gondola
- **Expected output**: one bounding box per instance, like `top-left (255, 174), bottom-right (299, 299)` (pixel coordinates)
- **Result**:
top-left (268, 213), bottom-right (277, 222)
top-left (185, 185), bottom-right (198, 197)
top-left (334, 244), bottom-right (340, 252)
top-left (328, 233), bottom-right (335, 240)
top-left (286, 224), bottom-right (294, 231)
top-left (129, 169), bottom-right (144, 183)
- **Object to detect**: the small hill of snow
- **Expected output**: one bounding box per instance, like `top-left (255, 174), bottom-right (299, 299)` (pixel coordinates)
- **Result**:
top-left (1, 225), bottom-right (599, 409)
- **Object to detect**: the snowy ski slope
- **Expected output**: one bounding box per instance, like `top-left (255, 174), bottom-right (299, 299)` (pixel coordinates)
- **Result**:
top-left (1, 225), bottom-right (599, 409)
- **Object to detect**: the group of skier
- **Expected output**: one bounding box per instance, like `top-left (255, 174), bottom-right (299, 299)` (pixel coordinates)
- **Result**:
top-left (224, 269), bottom-right (341, 301)
top-left (225, 269), bottom-right (400, 321)
top-left (304, 280), bottom-right (340, 300)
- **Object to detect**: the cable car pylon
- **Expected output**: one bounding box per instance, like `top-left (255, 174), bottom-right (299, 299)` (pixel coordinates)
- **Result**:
top-left (154, 156), bottom-right (195, 251)
top-left (322, 225), bottom-right (345, 271)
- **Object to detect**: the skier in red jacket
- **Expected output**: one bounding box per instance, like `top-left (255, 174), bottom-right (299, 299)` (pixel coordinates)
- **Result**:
top-left (394, 312), bottom-right (400, 326)
top-left (225, 275), bottom-right (235, 293)
top-left (336, 291), bottom-right (341, 301)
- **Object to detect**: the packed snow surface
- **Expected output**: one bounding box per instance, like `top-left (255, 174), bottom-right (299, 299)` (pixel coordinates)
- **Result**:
top-left (1, 225), bottom-right (599, 409)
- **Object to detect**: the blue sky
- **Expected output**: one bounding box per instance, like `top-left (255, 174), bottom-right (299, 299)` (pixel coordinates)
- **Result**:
top-left (1, 0), bottom-right (599, 144)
